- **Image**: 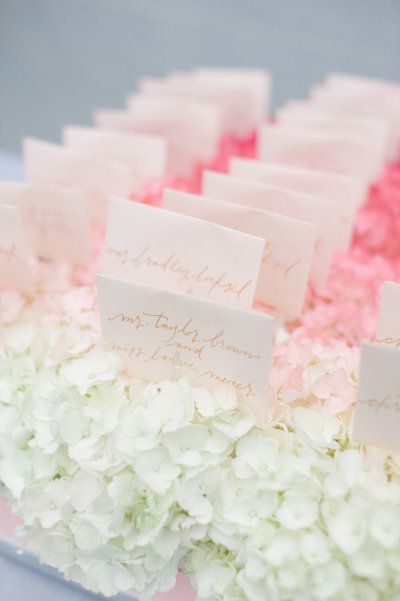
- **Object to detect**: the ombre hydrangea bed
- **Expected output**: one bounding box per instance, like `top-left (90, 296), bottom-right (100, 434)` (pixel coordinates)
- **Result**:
top-left (1, 150), bottom-right (400, 601)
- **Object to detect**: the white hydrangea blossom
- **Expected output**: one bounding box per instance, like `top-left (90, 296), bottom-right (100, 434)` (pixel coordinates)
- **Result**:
top-left (1, 284), bottom-right (400, 600)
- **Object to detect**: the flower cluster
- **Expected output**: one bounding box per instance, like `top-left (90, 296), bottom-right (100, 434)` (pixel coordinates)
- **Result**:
top-left (1, 279), bottom-right (400, 601)
top-left (1, 136), bottom-right (400, 600)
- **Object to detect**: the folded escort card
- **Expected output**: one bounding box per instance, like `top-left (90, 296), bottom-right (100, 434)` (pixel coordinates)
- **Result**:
top-left (309, 86), bottom-right (400, 158)
top-left (0, 183), bottom-right (91, 265)
top-left (353, 342), bottom-right (400, 449)
top-left (138, 68), bottom-right (270, 136)
top-left (376, 281), bottom-right (400, 348)
top-left (202, 170), bottom-right (339, 288)
top-left (258, 124), bottom-right (376, 182)
top-left (163, 188), bottom-right (316, 319)
top-left (277, 98), bottom-right (395, 159)
top-left (23, 137), bottom-right (137, 224)
top-left (97, 274), bottom-right (274, 421)
top-left (275, 112), bottom-right (387, 176)
top-left (191, 67), bottom-right (270, 130)
top-left (63, 126), bottom-right (168, 183)
top-left (96, 95), bottom-right (221, 177)
top-left (0, 204), bottom-right (32, 293)
top-left (230, 158), bottom-right (366, 251)
top-left (102, 197), bottom-right (264, 309)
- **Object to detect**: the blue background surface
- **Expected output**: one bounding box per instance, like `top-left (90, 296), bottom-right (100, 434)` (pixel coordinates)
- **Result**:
top-left (1, 0), bottom-right (400, 152)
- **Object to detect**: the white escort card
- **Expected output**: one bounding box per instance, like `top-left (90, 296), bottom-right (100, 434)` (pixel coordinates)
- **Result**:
top-left (202, 170), bottom-right (339, 288)
top-left (376, 281), bottom-right (400, 348)
top-left (353, 342), bottom-right (400, 449)
top-left (0, 182), bottom-right (91, 265)
top-left (97, 274), bottom-right (274, 422)
top-left (95, 95), bottom-right (221, 178)
top-left (230, 158), bottom-right (366, 251)
top-left (23, 137), bottom-right (137, 224)
top-left (275, 112), bottom-right (387, 176)
top-left (277, 98), bottom-right (395, 159)
top-left (258, 124), bottom-right (376, 181)
top-left (138, 68), bottom-right (270, 135)
top-left (63, 126), bottom-right (168, 183)
top-left (102, 197), bottom-right (264, 310)
top-left (0, 204), bottom-right (32, 293)
top-left (192, 67), bottom-right (270, 130)
top-left (163, 188), bottom-right (316, 319)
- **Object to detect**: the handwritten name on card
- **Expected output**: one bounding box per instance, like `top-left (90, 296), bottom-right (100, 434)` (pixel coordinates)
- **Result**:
top-left (164, 188), bottom-right (316, 319)
top-left (376, 281), bottom-right (400, 348)
top-left (102, 197), bottom-right (264, 309)
top-left (63, 126), bottom-right (167, 183)
top-left (23, 137), bottom-right (137, 224)
top-left (0, 183), bottom-right (90, 265)
top-left (202, 170), bottom-right (339, 288)
top-left (230, 158), bottom-right (366, 251)
top-left (0, 205), bottom-right (32, 293)
top-left (97, 274), bottom-right (274, 421)
top-left (353, 343), bottom-right (400, 449)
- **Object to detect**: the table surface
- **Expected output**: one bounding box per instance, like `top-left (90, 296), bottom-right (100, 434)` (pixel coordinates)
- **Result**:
top-left (0, 153), bottom-right (195, 601)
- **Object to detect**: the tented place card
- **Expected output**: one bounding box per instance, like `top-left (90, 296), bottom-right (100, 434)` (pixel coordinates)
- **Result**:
top-left (63, 126), bottom-right (167, 183)
top-left (96, 95), bottom-right (220, 177)
top-left (102, 197), bottom-right (264, 309)
top-left (0, 182), bottom-right (91, 265)
top-left (24, 137), bottom-right (137, 224)
top-left (230, 158), bottom-right (366, 250)
top-left (258, 124), bottom-right (376, 181)
top-left (137, 68), bottom-right (270, 136)
top-left (376, 281), bottom-right (400, 348)
top-left (192, 67), bottom-right (270, 131)
top-left (0, 204), bottom-right (32, 293)
top-left (164, 188), bottom-right (316, 319)
top-left (275, 112), bottom-right (387, 176)
top-left (353, 342), bottom-right (400, 449)
top-left (202, 170), bottom-right (339, 287)
top-left (97, 274), bottom-right (274, 421)
top-left (296, 96), bottom-right (398, 160)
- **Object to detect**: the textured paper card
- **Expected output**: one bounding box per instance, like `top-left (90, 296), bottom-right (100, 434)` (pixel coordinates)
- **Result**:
top-left (0, 205), bottom-right (32, 293)
top-left (97, 274), bottom-right (274, 421)
top-left (258, 124), bottom-right (376, 181)
top-left (353, 343), bottom-right (400, 448)
top-left (63, 126), bottom-right (167, 183)
top-left (102, 197), bottom-right (264, 309)
top-left (164, 188), bottom-right (316, 319)
top-left (0, 182), bottom-right (90, 265)
top-left (376, 281), bottom-right (400, 348)
top-left (202, 171), bottom-right (339, 287)
top-left (24, 137), bottom-right (137, 224)
top-left (230, 158), bottom-right (366, 250)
